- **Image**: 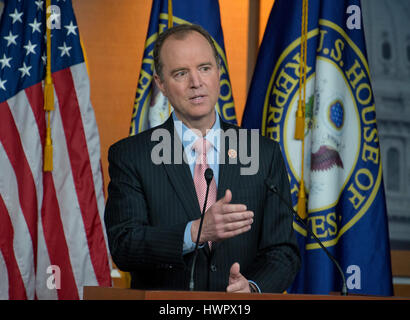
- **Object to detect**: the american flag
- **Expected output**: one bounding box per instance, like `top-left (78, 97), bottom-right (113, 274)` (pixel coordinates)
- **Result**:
top-left (0, 0), bottom-right (111, 299)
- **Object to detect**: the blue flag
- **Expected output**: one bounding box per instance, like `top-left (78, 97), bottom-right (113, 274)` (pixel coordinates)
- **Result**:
top-left (130, 0), bottom-right (237, 135)
top-left (243, 0), bottom-right (393, 295)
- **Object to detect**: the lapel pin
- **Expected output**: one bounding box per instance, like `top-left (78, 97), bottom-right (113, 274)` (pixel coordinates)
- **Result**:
top-left (228, 149), bottom-right (237, 159)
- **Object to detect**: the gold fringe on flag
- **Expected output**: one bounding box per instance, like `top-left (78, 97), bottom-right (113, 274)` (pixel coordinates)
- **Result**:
top-left (297, 179), bottom-right (307, 220)
top-left (44, 125), bottom-right (53, 172)
top-left (294, 100), bottom-right (305, 141)
top-left (295, 0), bottom-right (309, 219)
top-left (43, 0), bottom-right (53, 172)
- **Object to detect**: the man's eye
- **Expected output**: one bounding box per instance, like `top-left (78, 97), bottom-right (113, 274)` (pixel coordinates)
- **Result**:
top-left (174, 71), bottom-right (187, 78)
top-left (200, 66), bottom-right (211, 72)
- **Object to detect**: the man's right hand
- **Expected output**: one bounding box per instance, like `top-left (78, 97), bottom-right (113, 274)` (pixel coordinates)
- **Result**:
top-left (190, 189), bottom-right (254, 243)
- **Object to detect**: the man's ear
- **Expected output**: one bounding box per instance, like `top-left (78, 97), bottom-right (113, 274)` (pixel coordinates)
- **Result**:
top-left (153, 73), bottom-right (167, 97)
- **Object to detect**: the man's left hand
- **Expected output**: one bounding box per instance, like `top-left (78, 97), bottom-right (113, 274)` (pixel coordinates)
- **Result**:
top-left (226, 262), bottom-right (251, 293)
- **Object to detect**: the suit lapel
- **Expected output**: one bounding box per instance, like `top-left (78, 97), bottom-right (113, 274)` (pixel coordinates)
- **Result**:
top-left (212, 121), bottom-right (241, 253)
top-left (217, 121), bottom-right (241, 199)
top-left (160, 117), bottom-right (202, 222)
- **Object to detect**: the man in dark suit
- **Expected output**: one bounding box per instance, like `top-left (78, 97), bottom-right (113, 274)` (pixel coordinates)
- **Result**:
top-left (104, 24), bottom-right (300, 293)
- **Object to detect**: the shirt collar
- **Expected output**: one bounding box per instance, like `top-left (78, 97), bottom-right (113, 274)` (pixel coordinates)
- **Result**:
top-left (172, 110), bottom-right (221, 154)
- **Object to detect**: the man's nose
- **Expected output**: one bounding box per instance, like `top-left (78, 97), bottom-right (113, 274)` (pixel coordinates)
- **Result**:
top-left (189, 70), bottom-right (202, 88)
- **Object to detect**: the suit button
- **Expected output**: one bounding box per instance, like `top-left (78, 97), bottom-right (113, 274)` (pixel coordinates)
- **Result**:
top-left (210, 264), bottom-right (217, 272)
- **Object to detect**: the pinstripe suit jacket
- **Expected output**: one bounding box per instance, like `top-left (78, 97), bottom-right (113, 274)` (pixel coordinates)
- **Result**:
top-left (104, 116), bottom-right (300, 293)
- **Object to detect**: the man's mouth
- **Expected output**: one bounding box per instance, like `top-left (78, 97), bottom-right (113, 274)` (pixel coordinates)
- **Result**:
top-left (189, 94), bottom-right (207, 104)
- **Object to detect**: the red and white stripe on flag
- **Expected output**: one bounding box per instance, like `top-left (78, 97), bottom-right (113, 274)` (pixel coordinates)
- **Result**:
top-left (0, 63), bottom-right (112, 299)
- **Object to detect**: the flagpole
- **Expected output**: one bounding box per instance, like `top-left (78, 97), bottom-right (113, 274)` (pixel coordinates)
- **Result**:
top-left (167, 0), bottom-right (173, 116)
top-left (294, 0), bottom-right (308, 219)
